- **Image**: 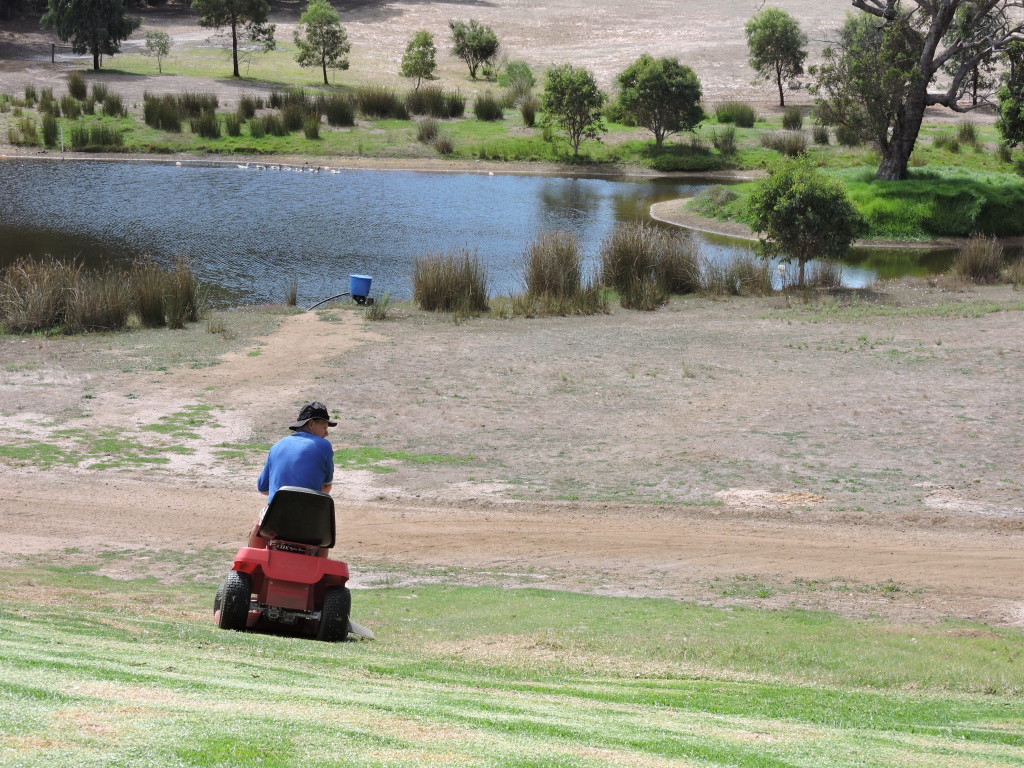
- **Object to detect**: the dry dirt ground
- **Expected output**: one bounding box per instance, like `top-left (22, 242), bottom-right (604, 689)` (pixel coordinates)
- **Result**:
top-left (0, 1), bottom-right (1021, 629)
top-left (1, 286), bottom-right (1022, 628)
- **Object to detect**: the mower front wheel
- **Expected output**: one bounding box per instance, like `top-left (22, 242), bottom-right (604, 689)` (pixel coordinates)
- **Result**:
top-left (317, 585), bottom-right (351, 642)
top-left (216, 571), bottom-right (252, 631)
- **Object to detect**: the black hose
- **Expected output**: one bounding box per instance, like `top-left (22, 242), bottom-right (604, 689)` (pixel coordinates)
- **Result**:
top-left (306, 291), bottom-right (350, 311)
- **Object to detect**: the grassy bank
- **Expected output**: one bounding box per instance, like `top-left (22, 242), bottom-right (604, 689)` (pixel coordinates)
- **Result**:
top-left (1, 563), bottom-right (1022, 767)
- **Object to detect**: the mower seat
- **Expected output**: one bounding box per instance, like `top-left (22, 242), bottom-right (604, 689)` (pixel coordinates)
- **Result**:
top-left (257, 486), bottom-right (336, 549)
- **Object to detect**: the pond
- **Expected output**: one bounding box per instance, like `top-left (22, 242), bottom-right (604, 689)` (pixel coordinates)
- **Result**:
top-left (0, 158), bottom-right (958, 306)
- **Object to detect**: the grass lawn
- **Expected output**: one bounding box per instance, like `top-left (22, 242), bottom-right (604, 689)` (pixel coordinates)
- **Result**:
top-left (1, 563), bottom-right (1022, 767)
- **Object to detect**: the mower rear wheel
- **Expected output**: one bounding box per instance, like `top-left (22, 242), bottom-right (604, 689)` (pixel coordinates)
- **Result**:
top-left (217, 571), bottom-right (252, 631)
top-left (317, 586), bottom-right (351, 642)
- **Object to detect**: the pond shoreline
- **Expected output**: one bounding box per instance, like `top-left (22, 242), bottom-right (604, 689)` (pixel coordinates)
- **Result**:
top-left (651, 197), bottom-right (1024, 251)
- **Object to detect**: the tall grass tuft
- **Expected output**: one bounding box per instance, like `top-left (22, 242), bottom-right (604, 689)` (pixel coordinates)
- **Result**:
top-left (812, 125), bottom-right (830, 145)
top-left (303, 114), bottom-right (321, 139)
top-left (807, 260), bottom-right (844, 289)
top-left (237, 93), bottom-right (262, 119)
top-left (702, 253), bottom-right (774, 296)
top-left (364, 291), bottom-right (391, 320)
top-left (224, 112), bottom-right (243, 137)
top-left (143, 92), bottom-right (182, 131)
top-left (67, 71), bottom-right (87, 100)
top-left (177, 90), bottom-right (218, 116)
top-left (41, 113), bottom-right (58, 147)
top-left (23, 84), bottom-right (37, 105)
top-left (433, 134), bottom-right (454, 155)
top-left (715, 101), bottom-right (756, 128)
top-left (248, 118), bottom-right (266, 138)
top-left (355, 86), bottom-right (409, 119)
top-left (600, 222), bottom-right (700, 299)
top-left (760, 130), bottom-right (807, 156)
top-left (317, 93), bottom-right (355, 126)
top-left (524, 231), bottom-right (582, 298)
top-left (416, 118), bottom-right (439, 144)
top-left (7, 116), bottom-right (37, 146)
top-left (956, 120), bottom-right (978, 146)
top-left (1003, 258), bottom-right (1024, 288)
top-left (0, 258), bottom-right (79, 332)
top-left (102, 92), bottom-right (126, 117)
top-left (520, 94), bottom-right (538, 127)
top-left (90, 82), bottom-right (108, 103)
top-left (60, 94), bottom-right (81, 119)
top-left (474, 92), bottom-right (504, 121)
top-left (709, 125), bottom-right (737, 155)
top-left (413, 250), bottom-right (489, 313)
top-left (406, 86), bottom-right (463, 118)
top-left (281, 103), bottom-right (307, 132)
top-left (950, 235), bottom-right (1004, 283)
top-left (66, 268), bottom-right (132, 332)
top-left (164, 259), bottom-right (201, 329)
top-left (782, 107), bottom-right (803, 130)
top-left (284, 276), bottom-right (298, 307)
top-left (131, 259), bottom-right (168, 327)
top-left (190, 111), bottom-right (221, 139)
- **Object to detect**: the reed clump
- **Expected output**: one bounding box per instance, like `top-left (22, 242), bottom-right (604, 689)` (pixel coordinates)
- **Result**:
top-left (67, 71), bottom-right (88, 100)
top-left (473, 92), bottom-right (504, 121)
top-left (702, 253), bottom-right (774, 296)
top-left (355, 86), bottom-right (409, 120)
top-left (413, 250), bottom-right (489, 314)
top-left (950, 235), bottom-right (1005, 284)
top-left (0, 257), bottom-right (200, 334)
top-left (715, 101), bottom-right (756, 128)
top-left (600, 222), bottom-right (701, 303)
top-left (760, 130), bottom-right (807, 156)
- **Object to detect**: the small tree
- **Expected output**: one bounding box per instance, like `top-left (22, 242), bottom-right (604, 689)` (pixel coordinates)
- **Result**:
top-left (400, 29), bottom-right (437, 90)
top-left (191, 0), bottom-right (275, 78)
top-left (745, 8), bottom-right (808, 108)
top-left (448, 19), bottom-right (499, 80)
top-left (41, 0), bottom-right (141, 71)
top-left (997, 42), bottom-right (1024, 147)
top-left (143, 29), bottom-right (171, 73)
top-left (293, 0), bottom-right (350, 85)
top-left (747, 156), bottom-right (865, 287)
top-left (616, 54), bottom-right (703, 148)
top-left (541, 63), bottom-right (606, 158)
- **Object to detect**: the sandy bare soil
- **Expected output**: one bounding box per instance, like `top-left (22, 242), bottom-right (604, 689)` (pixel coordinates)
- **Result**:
top-left (1, 286), bottom-right (1022, 628)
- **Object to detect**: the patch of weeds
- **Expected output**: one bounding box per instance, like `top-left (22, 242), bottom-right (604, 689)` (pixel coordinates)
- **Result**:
top-left (213, 441), bottom-right (271, 460)
top-left (141, 403), bottom-right (223, 439)
top-left (334, 446), bottom-right (471, 473)
top-left (0, 428), bottom-right (191, 470)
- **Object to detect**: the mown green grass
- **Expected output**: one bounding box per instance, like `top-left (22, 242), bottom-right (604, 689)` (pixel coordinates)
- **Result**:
top-left (1, 565), bottom-right (1022, 767)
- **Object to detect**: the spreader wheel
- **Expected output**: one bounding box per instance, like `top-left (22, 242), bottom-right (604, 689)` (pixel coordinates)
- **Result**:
top-left (217, 571), bottom-right (252, 631)
top-left (316, 586), bottom-right (351, 642)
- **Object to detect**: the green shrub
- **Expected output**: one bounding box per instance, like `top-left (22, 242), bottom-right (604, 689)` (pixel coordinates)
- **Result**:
top-left (23, 84), bottom-right (37, 105)
top-left (416, 118), bottom-right (439, 143)
top-left (691, 185), bottom-right (740, 218)
top-left (445, 90), bottom-right (466, 118)
top-left (834, 124), bottom-right (861, 147)
top-left (356, 86), bottom-right (408, 119)
top-left (303, 114), bottom-right (321, 139)
top-left (782, 107), bottom-right (803, 130)
top-left (524, 231), bottom-right (582, 298)
top-left (190, 111), bottom-right (221, 139)
top-left (102, 92), bottom-right (126, 117)
top-left (90, 82), bottom-right (108, 103)
top-left (364, 292), bottom-right (391, 321)
top-left (69, 123), bottom-right (90, 149)
top-left (474, 91), bottom-right (504, 121)
top-left (281, 104), bottom-right (306, 132)
top-left (224, 113), bottom-right (243, 137)
top-left (760, 130), bottom-right (807, 156)
top-left (709, 125), bottom-right (736, 155)
top-left (812, 125), bottom-right (830, 145)
top-left (67, 71), bottom-right (87, 100)
top-left (648, 152), bottom-right (726, 172)
top-left (41, 113), bottom-right (58, 147)
top-left (933, 132), bottom-right (961, 153)
top-left (413, 251), bottom-right (489, 313)
top-left (248, 118), bottom-right (266, 138)
top-left (715, 101), bottom-right (756, 128)
top-left (950, 235), bottom-right (1004, 283)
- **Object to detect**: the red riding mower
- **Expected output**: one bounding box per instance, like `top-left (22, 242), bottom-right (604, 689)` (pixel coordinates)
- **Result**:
top-left (213, 486), bottom-right (371, 641)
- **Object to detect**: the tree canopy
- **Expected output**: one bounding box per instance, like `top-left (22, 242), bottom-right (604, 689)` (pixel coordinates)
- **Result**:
top-left (744, 8), bottom-right (808, 107)
top-left (815, 1), bottom-right (1024, 180)
top-left (997, 41), bottom-right (1024, 146)
top-left (541, 63), bottom-right (606, 157)
top-left (747, 156), bottom-right (866, 288)
top-left (400, 30), bottom-right (437, 90)
top-left (293, 0), bottom-right (350, 85)
top-left (41, 0), bottom-right (141, 71)
top-left (616, 54), bottom-right (703, 148)
top-left (191, 0), bottom-right (275, 78)
top-left (448, 19), bottom-right (499, 80)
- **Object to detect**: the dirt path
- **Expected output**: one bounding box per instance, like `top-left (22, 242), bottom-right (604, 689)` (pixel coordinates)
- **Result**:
top-left (2, 298), bottom-right (1022, 628)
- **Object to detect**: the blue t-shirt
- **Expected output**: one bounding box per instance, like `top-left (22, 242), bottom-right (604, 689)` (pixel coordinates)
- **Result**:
top-left (257, 431), bottom-right (334, 502)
